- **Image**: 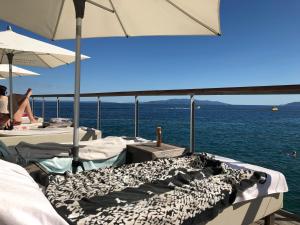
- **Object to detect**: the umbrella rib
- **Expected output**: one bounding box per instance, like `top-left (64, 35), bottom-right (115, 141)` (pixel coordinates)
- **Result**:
top-left (50, 54), bottom-right (70, 65)
top-left (86, 0), bottom-right (115, 13)
top-left (35, 54), bottom-right (52, 68)
top-left (109, 0), bottom-right (129, 37)
top-left (52, 0), bottom-right (66, 40)
top-left (1, 49), bottom-right (19, 62)
top-left (14, 52), bottom-right (70, 66)
top-left (165, 0), bottom-right (221, 36)
top-left (0, 51), bottom-right (5, 64)
top-left (11, 50), bottom-right (25, 55)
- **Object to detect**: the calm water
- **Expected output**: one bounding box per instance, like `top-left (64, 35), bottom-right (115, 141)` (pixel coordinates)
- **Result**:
top-left (34, 101), bottom-right (300, 215)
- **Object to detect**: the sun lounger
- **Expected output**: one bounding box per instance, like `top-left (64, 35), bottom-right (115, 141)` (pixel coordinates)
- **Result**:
top-left (32, 137), bottom-right (149, 174)
top-left (0, 127), bottom-right (101, 147)
top-left (45, 154), bottom-right (287, 225)
top-left (0, 153), bottom-right (287, 225)
top-left (1, 136), bottom-right (149, 174)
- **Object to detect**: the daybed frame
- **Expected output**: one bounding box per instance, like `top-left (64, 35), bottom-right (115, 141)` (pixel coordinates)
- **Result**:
top-left (207, 193), bottom-right (282, 225)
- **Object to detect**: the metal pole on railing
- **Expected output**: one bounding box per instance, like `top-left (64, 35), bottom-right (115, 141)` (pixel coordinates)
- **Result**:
top-left (56, 97), bottom-right (60, 118)
top-left (42, 97), bottom-right (45, 119)
top-left (96, 96), bottom-right (101, 130)
top-left (134, 96), bottom-right (139, 138)
top-left (190, 94), bottom-right (196, 153)
top-left (31, 97), bottom-right (35, 115)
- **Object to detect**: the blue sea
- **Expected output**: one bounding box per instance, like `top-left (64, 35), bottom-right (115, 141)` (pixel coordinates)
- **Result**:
top-left (33, 101), bottom-right (300, 215)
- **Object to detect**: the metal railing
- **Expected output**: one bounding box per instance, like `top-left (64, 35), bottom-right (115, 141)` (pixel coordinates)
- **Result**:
top-left (31, 84), bottom-right (300, 153)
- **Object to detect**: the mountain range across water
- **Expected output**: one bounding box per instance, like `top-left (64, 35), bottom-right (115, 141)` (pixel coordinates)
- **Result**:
top-left (142, 99), bottom-right (300, 106)
top-left (38, 98), bottom-right (300, 106)
top-left (143, 99), bottom-right (229, 105)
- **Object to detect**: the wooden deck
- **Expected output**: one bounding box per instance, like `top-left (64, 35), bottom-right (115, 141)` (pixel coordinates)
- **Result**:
top-left (252, 211), bottom-right (300, 225)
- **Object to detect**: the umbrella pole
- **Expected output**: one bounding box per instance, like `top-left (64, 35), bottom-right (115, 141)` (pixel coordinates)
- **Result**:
top-left (72, 0), bottom-right (86, 173)
top-left (7, 53), bottom-right (14, 130)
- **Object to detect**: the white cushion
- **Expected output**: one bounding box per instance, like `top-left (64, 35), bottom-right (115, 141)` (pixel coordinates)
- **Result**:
top-left (0, 159), bottom-right (68, 225)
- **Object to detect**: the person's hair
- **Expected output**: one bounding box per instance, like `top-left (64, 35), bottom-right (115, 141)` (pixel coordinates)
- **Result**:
top-left (0, 85), bottom-right (7, 96)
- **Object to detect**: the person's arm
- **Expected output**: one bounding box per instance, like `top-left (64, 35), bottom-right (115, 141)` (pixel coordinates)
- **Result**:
top-left (4, 118), bottom-right (10, 129)
top-left (0, 113), bottom-right (10, 129)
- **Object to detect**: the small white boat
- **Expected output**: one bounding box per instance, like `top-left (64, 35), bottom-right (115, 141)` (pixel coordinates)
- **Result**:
top-left (272, 106), bottom-right (279, 111)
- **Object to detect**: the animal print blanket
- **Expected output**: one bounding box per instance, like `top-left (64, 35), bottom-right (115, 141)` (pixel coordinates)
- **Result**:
top-left (46, 154), bottom-right (267, 225)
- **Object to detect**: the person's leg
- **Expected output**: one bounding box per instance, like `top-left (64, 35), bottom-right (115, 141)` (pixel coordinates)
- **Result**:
top-left (12, 88), bottom-right (32, 111)
top-left (13, 97), bottom-right (31, 123)
top-left (13, 89), bottom-right (37, 124)
top-left (13, 94), bottom-right (24, 111)
top-left (24, 100), bottom-right (37, 123)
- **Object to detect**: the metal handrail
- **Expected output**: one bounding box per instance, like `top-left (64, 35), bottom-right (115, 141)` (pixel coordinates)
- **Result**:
top-left (31, 84), bottom-right (300, 98)
top-left (31, 84), bottom-right (300, 153)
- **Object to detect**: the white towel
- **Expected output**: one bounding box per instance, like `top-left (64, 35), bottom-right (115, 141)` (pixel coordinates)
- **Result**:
top-left (76, 137), bottom-right (134, 160)
top-left (14, 136), bottom-right (149, 161)
top-left (212, 154), bottom-right (288, 204)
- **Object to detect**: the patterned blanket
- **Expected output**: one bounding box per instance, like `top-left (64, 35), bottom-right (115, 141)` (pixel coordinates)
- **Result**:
top-left (46, 154), bottom-right (267, 225)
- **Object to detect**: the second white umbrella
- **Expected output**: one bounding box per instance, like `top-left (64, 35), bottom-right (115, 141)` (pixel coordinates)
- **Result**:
top-left (0, 27), bottom-right (89, 128)
top-left (0, 64), bottom-right (39, 78)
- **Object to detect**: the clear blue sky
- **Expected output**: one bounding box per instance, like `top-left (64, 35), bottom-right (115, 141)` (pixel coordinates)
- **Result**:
top-left (0, 0), bottom-right (300, 105)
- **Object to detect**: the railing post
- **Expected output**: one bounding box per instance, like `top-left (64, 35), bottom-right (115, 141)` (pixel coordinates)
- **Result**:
top-left (134, 96), bottom-right (139, 138)
top-left (31, 97), bottom-right (35, 114)
top-left (96, 96), bottom-right (101, 130)
top-left (42, 97), bottom-right (45, 119)
top-left (190, 94), bottom-right (196, 153)
top-left (56, 97), bottom-right (60, 118)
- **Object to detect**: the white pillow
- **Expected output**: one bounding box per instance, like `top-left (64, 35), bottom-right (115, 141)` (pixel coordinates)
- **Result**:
top-left (0, 159), bottom-right (68, 225)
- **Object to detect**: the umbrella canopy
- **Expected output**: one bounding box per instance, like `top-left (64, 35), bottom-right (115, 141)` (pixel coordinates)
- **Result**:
top-left (0, 64), bottom-right (39, 78)
top-left (0, 28), bottom-right (89, 67)
top-left (0, 27), bottom-right (89, 127)
top-left (0, 0), bottom-right (221, 172)
top-left (0, 0), bottom-right (221, 39)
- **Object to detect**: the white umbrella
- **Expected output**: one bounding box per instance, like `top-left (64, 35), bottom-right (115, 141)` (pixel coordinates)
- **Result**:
top-left (0, 0), bottom-right (221, 39)
top-left (0, 64), bottom-right (39, 78)
top-left (0, 27), bottom-right (89, 67)
top-left (0, 0), bottom-right (221, 172)
top-left (0, 27), bottom-right (89, 127)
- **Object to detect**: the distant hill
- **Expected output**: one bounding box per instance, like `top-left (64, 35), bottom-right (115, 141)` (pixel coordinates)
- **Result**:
top-left (144, 99), bottom-right (230, 105)
top-left (284, 102), bottom-right (300, 107)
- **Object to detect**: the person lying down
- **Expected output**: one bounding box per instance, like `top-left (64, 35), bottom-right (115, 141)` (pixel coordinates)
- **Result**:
top-left (0, 85), bottom-right (37, 129)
